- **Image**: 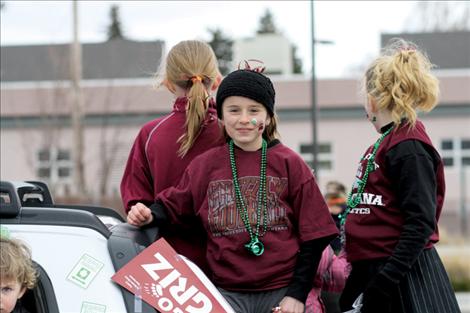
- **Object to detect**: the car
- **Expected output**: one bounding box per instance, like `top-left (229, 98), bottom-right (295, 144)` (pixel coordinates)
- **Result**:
top-left (0, 180), bottom-right (159, 313)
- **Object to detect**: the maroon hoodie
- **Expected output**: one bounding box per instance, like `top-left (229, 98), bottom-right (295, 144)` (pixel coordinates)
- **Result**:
top-left (120, 97), bottom-right (224, 271)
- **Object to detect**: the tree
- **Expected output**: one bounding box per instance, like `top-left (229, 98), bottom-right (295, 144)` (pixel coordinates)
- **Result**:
top-left (92, 83), bottom-right (137, 204)
top-left (405, 2), bottom-right (470, 32)
top-left (107, 4), bottom-right (124, 40)
top-left (292, 45), bottom-right (303, 74)
top-left (207, 28), bottom-right (233, 75)
top-left (257, 9), bottom-right (278, 34)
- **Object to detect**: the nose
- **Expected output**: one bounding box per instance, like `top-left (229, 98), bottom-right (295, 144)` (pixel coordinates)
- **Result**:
top-left (239, 110), bottom-right (251, 124)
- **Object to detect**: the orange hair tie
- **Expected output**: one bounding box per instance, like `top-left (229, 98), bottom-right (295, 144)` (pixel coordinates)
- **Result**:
top-left (190, 75), bottom-right (203, 83)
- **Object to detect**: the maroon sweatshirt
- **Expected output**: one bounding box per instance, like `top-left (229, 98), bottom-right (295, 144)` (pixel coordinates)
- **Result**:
top-left (120, 97), bottom-right (224, 271)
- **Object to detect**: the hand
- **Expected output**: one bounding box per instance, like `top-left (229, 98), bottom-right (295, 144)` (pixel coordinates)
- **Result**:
top-left (275, 296), bottom-right (304, 313)
top-left (361, 273), bottom-right (395, 313)
top-left (361, 286), bottom-right (392, 313)
top-left (127, 202), bottom-right (154, 226)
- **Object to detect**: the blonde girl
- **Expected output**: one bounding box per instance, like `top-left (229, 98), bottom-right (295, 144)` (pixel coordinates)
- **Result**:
top-left (122, 40), bottom-right (224, 273)
top-left (339, 38), bottom-right (461, 313)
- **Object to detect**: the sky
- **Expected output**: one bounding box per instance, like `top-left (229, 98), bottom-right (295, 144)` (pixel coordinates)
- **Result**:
top-left (0, 0), bottom-right (421, 78)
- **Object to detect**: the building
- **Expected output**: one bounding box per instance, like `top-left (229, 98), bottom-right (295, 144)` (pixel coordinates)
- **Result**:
top-left (381, 31), bottom-right (470, 70)
top-left (1, 38), bottom-right (165, 199)
top-left (1, 33), bottom-right (469, 234)
top-left (233, 33), bottom-right (293, 75)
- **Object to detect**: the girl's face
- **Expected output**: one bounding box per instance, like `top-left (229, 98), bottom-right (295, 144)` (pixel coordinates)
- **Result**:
top-left (221, 96), bottom-right (270, 151)
top-left (0, 278), bottom-right (26, 313)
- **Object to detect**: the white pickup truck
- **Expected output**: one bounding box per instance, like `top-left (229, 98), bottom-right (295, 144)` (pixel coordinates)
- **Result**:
top-left (0, 180), bottom-right (160, 313)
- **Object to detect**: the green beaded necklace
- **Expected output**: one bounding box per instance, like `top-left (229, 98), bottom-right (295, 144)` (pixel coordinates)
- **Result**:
top-left (229, 139), bottom-right (268, 256)
top-left (339, 126), bottom-right (394, 238)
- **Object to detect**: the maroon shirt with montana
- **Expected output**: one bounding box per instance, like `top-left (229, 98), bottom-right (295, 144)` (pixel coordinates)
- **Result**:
top-left (345, 120), bottom-right (445, 262)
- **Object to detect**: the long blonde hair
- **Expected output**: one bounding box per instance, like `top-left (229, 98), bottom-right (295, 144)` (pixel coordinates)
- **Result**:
top-left (161, 40), bottom-right (220, 157)
top-left (365, 38), bottom-right (439, 127)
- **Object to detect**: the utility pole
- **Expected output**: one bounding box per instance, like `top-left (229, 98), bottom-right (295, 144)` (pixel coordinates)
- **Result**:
top-left (71, 1), bottom-right (86, 196)
top-left (310, 0), bottom-right (333, 181)
top-left (460, 165), bottom-right (468, 236)
top-left (310, 0), bottom-right (319, 179)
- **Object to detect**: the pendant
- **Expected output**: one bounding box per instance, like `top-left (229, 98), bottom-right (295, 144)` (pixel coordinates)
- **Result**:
top-left (245, 238), bottom-right (264, 256)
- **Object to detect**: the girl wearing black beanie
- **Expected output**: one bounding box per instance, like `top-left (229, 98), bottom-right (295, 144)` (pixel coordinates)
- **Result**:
top-left (132, 64), bottom-right (338, 313)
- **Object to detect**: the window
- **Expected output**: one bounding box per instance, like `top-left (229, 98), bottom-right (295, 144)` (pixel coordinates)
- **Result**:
top-left (23, 262), bottom-right (60, 313)
top-left (300, 142), bottom-right (333, 171)
top-left (36, 147), bottom-right (72, 184)
top-left (440, 138), bottom-right (470, 169)
top-left (0, 192), bottom-right (11, 204)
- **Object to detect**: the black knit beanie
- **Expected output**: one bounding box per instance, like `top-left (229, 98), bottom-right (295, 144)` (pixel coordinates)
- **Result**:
top-left (216, 69), bottom-right (275, 118)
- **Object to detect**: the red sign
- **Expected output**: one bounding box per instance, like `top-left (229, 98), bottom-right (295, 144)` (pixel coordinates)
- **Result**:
top-left (112, 238), bottom-right (235, 313)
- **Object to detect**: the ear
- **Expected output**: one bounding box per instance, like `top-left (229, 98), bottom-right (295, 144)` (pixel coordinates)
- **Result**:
top-left (163, 79), bottom-right (176, 94)
top-left (18, 286), bottom-right (27, 299)
top-left (210, 74), bottom-right (222, 91)
top-left (368, 95), bottom-right (378, 113)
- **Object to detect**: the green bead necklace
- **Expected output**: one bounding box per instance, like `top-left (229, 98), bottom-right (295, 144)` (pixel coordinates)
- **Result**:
top-left (229, 139), bottom-right (268, 256)
top-left (339, 126), bottom-right (394, 242)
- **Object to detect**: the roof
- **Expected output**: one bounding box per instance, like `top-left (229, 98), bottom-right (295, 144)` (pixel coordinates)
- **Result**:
top-left (0, 39), bottom-right (165, 82)
top-left (381, 31), bottom-right (470, 69)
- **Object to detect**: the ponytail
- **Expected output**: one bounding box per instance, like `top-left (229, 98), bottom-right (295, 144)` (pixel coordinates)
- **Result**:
top-left (177, 76), bottom-right (210, 157)
top-left (365, 38), bottom-right (439, 127)
top-left (157, 40), bottom-right (221, 157)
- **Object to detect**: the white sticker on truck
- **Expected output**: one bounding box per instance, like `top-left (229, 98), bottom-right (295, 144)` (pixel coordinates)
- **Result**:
top-left (67, 254), bottom-right (104, 289)
top-left (80, 301), bottom-right (106, 313)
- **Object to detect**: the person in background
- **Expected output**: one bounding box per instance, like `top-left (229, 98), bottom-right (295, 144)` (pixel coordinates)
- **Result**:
top-left (121, 40), bottom-right (224, 273)
top-left (305, 246), bottom-right (350, 313)
top-left (339, 38), bottom-right (461, 313)
top-left (0, 237), bottom-right (38, 313)
top-left (324, 181), bottom-right (347, 254)
top-left (304, 182), bottom-right (349, 313)
top-left (128, 63), bottom-right (339, 313)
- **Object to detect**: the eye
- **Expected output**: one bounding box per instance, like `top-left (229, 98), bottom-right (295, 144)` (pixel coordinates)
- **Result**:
top-left (1, 286), bottom-right (13, 293)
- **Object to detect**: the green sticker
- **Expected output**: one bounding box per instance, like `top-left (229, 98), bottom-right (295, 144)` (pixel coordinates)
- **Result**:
top-left (80, 301), bottom-right (106, 313)
top-left (67, 254), bottom-right (104, 289)
top-left (0, 225), bottom-right (10, 239)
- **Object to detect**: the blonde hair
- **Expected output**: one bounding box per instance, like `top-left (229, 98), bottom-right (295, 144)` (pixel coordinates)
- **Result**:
top-left (0, 237), bottom-right (37, 289)
top-left (160, 40), bottom-right (221, 157)
top-left (364, 38), bottom-right (439, 127)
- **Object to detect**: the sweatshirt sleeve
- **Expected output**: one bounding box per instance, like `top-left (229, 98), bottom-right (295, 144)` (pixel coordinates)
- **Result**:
top-left (379, 139), bottom-right (438, 285)
top-left (285, 237), bottom-right (332, 303)
top-left (156, 167), bottom-right (196, 224)
top-left (120, 128), bottom-right (155, 213)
